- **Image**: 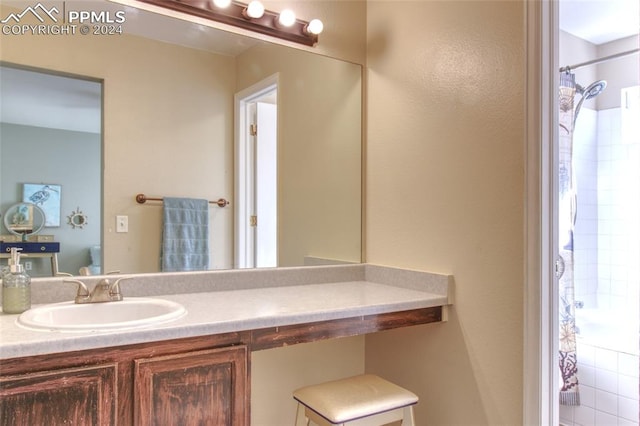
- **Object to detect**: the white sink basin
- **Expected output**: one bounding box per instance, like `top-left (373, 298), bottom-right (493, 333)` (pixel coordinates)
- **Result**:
top-left (17, 298), bottom-right (187, 332)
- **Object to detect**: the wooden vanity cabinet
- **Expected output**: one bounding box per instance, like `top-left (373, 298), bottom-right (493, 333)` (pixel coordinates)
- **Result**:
top-left (0, 333), bottom-right (250, 426)
top-left (0, 363), bottom-right (117, 425)
top-left (134, 345), bottom-right (248, 426)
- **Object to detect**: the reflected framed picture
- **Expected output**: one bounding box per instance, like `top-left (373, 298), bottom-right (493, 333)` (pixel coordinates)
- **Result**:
top-left (22, 183), bottom-right (61, 227)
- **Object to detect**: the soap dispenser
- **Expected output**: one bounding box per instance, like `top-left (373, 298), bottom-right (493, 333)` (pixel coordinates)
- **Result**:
top-left (2, 248), bottom-right (31, 314)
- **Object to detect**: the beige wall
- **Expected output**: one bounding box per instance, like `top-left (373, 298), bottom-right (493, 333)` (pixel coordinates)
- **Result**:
top-left (251, 336), bottom-right (365, 424)
top-left (236, 43), bottom-right (362, 267)
top-left (365, 2), bottom-right (525, 425)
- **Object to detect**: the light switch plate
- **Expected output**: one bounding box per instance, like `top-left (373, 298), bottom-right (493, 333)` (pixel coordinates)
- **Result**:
top-left (116, 215), bottom-right (128, 233)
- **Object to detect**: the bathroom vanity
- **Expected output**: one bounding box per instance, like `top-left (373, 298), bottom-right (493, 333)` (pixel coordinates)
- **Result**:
top-left (0, 264), bottom-right (452, 425)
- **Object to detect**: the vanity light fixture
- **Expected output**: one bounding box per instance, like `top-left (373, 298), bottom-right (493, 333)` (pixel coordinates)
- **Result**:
top-left (244, 1), bottom-right (264, 19)
top-left (277, 9), bottom-right (296, 27)
top-left (138, 0), bottom-right (322, 46)
top-left (305, 19), bottom-right (324, 36)
top-left (212, 0), bottom-right (231, 8)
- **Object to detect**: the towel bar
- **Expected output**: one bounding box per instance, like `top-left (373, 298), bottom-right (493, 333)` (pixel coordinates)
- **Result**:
top-left (135, 194), bottom-right (229, 207)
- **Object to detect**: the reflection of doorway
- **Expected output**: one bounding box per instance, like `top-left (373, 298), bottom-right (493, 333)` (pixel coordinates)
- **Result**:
top-left (0, 65), bottom-right (102, 276)
top-left (234, 75), bottom-right (278, 268)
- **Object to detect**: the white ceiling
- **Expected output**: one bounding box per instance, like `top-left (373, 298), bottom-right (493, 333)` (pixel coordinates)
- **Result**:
top-left (559, 0), bottom-right (640, 45)
top-left (2, 0), bottom-right (638, 134)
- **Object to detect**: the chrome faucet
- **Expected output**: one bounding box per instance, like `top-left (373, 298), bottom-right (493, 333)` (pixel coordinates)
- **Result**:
top-left (64, 277), bottom-right (130, 304)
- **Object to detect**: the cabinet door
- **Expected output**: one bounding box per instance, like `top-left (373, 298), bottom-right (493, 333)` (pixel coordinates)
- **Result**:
top-left (134, 345), bottom-right (248, 426)
top-left (0, 364), bottom-right (117, 426)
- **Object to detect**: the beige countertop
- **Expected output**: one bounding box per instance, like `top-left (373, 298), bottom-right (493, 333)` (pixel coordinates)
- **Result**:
top-left (0, 264), bottom-right (453, 360)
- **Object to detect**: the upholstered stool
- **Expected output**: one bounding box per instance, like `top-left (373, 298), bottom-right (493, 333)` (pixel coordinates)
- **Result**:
top-left (293, 374), bottom-right (418, 426)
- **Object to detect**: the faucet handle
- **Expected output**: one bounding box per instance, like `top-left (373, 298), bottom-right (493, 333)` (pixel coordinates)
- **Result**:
top-left (108, 276), bottom-right (132, 300)
top-left (63, 279), bottom-right (90, 303)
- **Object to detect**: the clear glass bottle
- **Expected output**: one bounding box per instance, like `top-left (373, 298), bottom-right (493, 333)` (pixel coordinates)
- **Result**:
top-left (2, 248), bottom-right (31, 314)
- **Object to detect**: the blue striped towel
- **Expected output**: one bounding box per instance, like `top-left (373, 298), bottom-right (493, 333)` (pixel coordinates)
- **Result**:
top-left (161, 197), bottom-right (209, 272)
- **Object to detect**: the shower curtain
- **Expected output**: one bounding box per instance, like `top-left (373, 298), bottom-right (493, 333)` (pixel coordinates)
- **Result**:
top-left (558, 71), bottom-right (580, 406)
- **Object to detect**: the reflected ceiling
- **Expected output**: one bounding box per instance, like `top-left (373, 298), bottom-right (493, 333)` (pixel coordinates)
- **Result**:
top-left (0, 0), bottom-right (263, 134)
top-left (0, 67), bottom-right (101, 133)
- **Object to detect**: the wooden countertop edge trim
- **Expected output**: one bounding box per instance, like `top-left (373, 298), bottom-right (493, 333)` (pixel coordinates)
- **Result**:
top-left (249, 306), bottom-right (442, 351)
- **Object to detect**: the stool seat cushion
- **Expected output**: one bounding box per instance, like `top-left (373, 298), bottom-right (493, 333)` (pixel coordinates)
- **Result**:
top-left (293, 374), bottom-right (418, 423)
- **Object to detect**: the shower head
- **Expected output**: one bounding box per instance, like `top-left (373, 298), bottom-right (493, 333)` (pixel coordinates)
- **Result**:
top-left (577, 80), bottom-right (607, 100)
top-left (573, 80), bottom-right (607, 129)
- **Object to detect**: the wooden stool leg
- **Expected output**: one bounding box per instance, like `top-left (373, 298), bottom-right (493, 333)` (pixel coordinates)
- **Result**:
top-left (402, 406), bottom-right (416, 426)
top-left (295, 402), bottom-right (310, 426)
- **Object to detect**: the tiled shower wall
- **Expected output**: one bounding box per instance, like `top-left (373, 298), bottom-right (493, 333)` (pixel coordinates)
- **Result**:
top-left (573, 107), bottom-right (599, 308)
top-left (559, 342), bottom-right (639, 425)
top-left (574, 90), bottom-right (640, 315)
top-left (561, 88), bottom-right (640, 426)
top-left (597, 91), bottom-right (640, 315)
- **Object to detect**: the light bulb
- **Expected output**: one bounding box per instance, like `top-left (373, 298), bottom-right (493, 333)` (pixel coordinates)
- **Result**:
top-left (245, 1), bottom-right (264, 18)
top-left (306, 19), bottom-right (323, 35)
top-left (278, 9), bottom-right (296, 27)
top-left (213, 0), bottom-right (231, 8)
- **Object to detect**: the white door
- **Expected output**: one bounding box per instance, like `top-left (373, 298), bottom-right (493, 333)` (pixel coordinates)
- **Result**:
top-left (254, 102), bottom-right (277, 267)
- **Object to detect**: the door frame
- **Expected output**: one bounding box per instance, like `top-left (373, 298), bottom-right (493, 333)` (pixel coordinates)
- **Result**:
top-left (524, 0), bottom-right (559, 424)
top-left (234, 73), bottom-right (279, 268)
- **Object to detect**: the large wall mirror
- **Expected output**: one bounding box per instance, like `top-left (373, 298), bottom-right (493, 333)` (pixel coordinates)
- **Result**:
top-left (0, 0), bottom-right (362, 276)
